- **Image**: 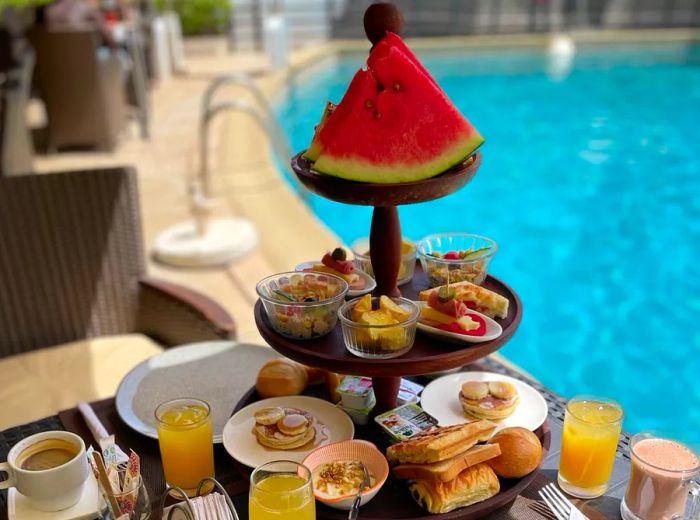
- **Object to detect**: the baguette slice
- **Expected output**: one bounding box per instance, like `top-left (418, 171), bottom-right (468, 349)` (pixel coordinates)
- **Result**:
top-left (419, 280), bottom-right (509, 319)
top-left (387, 420), bottom-right (496, 465)
top-left (393, 443), bottom-right (501, 482)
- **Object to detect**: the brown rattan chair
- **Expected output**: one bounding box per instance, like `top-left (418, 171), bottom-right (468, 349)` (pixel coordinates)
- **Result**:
top-left (0, 166), bottom-right (235, 356)
top-left (27, 27), bottom-right (125, 151)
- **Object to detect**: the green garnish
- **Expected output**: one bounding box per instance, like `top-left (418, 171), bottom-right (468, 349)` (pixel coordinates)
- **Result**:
top-left (438, 285), bottom-right (456, 302)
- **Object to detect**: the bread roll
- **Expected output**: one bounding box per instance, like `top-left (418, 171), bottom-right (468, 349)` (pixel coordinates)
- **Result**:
top-left (486, 427), bottom-right (542, 478)
top-left (323, 372), bottom-right (343, 403)
top-left (255, 358), bottom-right (308, 398)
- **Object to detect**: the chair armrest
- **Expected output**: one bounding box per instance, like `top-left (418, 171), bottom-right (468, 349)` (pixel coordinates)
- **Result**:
top-left (136, 277), bottom-right (236, 347)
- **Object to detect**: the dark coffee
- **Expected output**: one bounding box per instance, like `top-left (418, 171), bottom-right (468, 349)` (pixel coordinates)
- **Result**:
top-left (18, 439), bottom-right (79, 471)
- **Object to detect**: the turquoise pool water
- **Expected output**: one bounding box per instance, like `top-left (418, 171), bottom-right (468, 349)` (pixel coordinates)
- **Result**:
top-left (275, 44), bottom-right (700, 443)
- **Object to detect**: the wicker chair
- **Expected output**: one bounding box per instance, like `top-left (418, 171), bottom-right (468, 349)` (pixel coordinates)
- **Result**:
top-left (28, 27), bottom-right (126, 151)
top-left (0, 166), bottom-right (235, 354)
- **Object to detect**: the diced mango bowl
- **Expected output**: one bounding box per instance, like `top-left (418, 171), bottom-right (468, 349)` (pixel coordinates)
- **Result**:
top-left (338, 295), bottom-right (419, 359)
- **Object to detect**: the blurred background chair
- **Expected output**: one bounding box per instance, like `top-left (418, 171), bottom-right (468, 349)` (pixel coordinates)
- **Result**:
top-left (0, 166), bottom-right (235, 428)
top-left (28, 27), bottom-right (126, 151)
top-left (0, 44), bottom-right (34, 176)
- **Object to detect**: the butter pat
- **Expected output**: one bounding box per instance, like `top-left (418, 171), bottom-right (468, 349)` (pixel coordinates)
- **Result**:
top-left (374, 403), bottom-right (438, 442)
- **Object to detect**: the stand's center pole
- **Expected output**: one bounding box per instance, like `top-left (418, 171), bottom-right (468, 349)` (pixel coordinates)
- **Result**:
top-left (370, 206), bottom-right (401, 297)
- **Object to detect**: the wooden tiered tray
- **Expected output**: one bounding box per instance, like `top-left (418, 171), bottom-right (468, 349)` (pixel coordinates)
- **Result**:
top-left (254, 151), bottom-right (520, 412)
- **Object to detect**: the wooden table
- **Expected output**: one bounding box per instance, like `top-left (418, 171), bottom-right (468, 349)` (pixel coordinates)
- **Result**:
top-left (0, 357), bottom-right (631, 520)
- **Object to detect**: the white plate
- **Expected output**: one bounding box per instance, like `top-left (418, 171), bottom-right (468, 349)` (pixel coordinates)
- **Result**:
top-left (116, 341), bottom-right (278, 443)
top-left (415, 302), bottom-right (503, 343)
top-left (295, 261), bottom-right (376, 297)
top-left (223, 396), bottom-right (355, 468)
top-left (421, 372), bottom-right (548, 432)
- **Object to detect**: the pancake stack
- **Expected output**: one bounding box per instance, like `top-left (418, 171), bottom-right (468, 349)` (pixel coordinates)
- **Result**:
top-left (253, 407), bottom-right (316, 450)
top-left (459, 381), bottom-right (519, 421)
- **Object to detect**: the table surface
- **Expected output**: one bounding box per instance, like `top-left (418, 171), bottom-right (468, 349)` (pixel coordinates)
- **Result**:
top-left (0, 357), bottom-right (631, 520)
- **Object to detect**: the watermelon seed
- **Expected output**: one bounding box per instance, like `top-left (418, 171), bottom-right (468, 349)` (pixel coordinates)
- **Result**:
top-left (393, 82), bottom-right (401, 92)
top-left (365, 99), bottom-right (374, 109)
top-left (373, 110), bottom-right (382, 119)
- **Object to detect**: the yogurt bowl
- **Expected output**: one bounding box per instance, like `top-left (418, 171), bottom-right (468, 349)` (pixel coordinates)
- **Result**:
top-left (302, 439), bottom-right (389, 510)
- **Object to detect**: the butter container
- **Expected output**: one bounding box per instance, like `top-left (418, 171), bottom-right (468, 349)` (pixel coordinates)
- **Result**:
top-left (398, 378), bottom-right (424, 405)
top-left (374, 403), bottom-right (438, 442)
top-left (338, 376), bottom-right (374, 410)
top-left (339, 394), bottom-right (376, 426)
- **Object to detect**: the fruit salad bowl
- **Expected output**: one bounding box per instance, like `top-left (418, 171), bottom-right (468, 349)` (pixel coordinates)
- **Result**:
top-left (417, 233), bottom-right (497, 287)
top-left (338, 296), bottom-right (419, 359)
top-left (256, 272), bottom-right (349, 340)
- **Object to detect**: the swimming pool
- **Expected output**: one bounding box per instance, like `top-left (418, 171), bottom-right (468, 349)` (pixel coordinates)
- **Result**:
top-left (275, 43), bottom-right (700, 443)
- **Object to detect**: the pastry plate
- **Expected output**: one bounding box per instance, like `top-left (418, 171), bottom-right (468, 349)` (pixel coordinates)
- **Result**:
top-left (415, 302), bottom-right (503, 344)
top-left (116, 341), bottom-right (278, 443)
top-left (421, 372), bottom-right (548, 432)
top-left (295, 261), bottom-right (376, 297)
top-left (222, 395), bottom-right (355, 468)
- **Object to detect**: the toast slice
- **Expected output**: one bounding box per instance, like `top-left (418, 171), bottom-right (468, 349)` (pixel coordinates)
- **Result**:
top-left (393, 443), bottom-right (501, 482)
top-left (386, 420), bottom-right (496, 465)
top-left (419, 281), bottom-right (509, 319)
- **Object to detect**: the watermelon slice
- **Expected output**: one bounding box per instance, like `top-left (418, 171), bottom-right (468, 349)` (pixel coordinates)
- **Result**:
top-left (305, 101), bottom-right (335, 162)
top-left (303, 33), bottom-right (483, 184)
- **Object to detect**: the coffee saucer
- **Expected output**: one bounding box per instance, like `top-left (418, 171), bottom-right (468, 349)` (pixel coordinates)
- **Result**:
top-left (8, 473), bottom-right (99, 520)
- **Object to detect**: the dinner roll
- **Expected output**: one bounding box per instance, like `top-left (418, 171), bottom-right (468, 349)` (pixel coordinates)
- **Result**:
top-left (255, 358), bottom-right (308, 398)
top-left (486, 427), bottom-right (542, 478)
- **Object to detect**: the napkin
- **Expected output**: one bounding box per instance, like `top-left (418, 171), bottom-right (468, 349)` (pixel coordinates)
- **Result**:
top-left (78, 402), bottom-right (129, 465)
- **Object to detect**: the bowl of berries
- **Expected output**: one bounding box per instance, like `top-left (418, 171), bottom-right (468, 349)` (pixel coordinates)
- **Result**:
top-left (417, 233), bottom-right (497, 287)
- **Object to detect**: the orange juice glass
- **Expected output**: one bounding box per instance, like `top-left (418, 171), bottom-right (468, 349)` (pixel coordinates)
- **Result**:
top-left (155, 398), bottom-right (215, 497)
top-left (558, 395), bottom-right (623, 498)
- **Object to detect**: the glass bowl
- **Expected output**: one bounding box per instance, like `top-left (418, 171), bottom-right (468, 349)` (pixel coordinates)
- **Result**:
top-left (256, 271), bottom-right (349, 339)
top-left (338, 296), bottom-right (419, 359)
top-left (351, 238), bottom-right (416, 286)
top-left (417, 233), bottom-right (497, 287)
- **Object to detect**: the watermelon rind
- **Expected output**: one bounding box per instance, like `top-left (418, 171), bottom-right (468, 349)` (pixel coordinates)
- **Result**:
top-left (313, 134), bottom-right (483, 183)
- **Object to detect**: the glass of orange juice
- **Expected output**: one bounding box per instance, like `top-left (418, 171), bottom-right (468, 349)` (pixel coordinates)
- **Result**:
top-left (155, 398), bottom-right (215, 497)
top-left (558, 395), bottom-right (623, 498)
top-left (249, 461), bottom-right (315, 520)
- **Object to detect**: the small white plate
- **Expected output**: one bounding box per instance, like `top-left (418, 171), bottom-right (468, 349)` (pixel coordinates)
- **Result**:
top-left (295, 262), bottom-right (376, 297)
top-left (415, 302), bottom-right (503, 343)
top-left (223, 396), bottom-right (355, 468)
top-left (421, 372), bottom-right (548, 432)
top-left (8, 472), bottom-right (98, 520)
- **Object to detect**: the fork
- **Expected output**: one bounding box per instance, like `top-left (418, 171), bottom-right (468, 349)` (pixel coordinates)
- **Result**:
top-left (538, 483), bottom-right (589, 520)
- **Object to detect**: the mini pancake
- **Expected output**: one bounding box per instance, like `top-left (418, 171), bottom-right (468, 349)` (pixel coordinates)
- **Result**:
top-left (458, 381), bottom-right (520, 421)
top-left (277, 414), bottom-right (309, 436)
top-left (461, 381), bottom-right (488, 400)
top-left (254, 407), bottom-right (285, 426)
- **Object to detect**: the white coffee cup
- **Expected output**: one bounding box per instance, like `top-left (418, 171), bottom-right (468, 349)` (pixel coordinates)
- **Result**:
top-left (0, 431), bottom-right (89, 511)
